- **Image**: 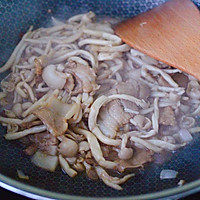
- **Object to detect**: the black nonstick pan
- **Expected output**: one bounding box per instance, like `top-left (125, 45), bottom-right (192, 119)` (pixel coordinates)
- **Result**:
top-left (1, 0), bottom-right (200, 199)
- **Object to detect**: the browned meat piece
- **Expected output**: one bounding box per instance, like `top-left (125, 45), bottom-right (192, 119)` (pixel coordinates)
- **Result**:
top-left (98, 100), bottom-right (133, 138)
top-left (109, 100), bottom-right (132, 125)
top-left (30, 132), bottom-right (57, 147)
top-left (113, 80), bottom-right (138, 97)
top-left (64, 70), bottom-right (83, 95)
top-left (24, 143), bottom-right (38, 155)
top-left (159, 106), bottom-right (177, 126)
top-left (172, 73), bottom-right (189, 88)
top-left (34, 107), bottom-right (68, 136)
top-left (35, 76), bottom-right (43, 88)
top-left (120, 99), bottom-right (139, 113)
top-left (65, 61), bottom-right (99, 94)
top-left (33, 94), bottom-right (76, 137)
top-left (86, 167), bottom-right (99, 181)
top-left (64, 73), bottom-right (75, 92)
top-left (25, 131), bottom-right (58, 156)
top-left (21, 120), bottom-right (43, 129)
top-left (103, 146), bottom-right (153, 173)
top-left (34, 58), bottom-right (42, 76)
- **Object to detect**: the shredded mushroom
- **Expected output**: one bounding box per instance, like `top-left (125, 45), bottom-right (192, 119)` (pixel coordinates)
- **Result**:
top-left (0, 12), bottom-right (199, 190)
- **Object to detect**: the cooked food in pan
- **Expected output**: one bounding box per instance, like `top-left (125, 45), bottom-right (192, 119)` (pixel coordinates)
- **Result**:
top-left (0, 12), bottom-right (199, 190)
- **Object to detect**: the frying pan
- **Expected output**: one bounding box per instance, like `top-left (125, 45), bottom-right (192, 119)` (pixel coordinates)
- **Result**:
top-left (1, 0), bottom-right (200, 199)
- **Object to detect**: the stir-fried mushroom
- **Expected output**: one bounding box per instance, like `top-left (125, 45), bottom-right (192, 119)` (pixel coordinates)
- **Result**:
top-left (73, 127), bottom-right (117, 169)
top-left (116, 148), bottom-right (154, 173)
top-left (1, 12), bottom-right (199, 191)
top-left (95, 166), bottom-right (135, 190)
top-left (58, 137), bottom-right (78, 157)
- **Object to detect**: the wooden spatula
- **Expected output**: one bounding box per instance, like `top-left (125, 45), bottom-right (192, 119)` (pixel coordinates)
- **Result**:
top-left (115, 0), bottom-right (200, 80)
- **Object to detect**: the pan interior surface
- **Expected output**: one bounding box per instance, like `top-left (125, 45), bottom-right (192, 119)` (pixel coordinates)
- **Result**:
top-left (1, 0), bottom-right (200, 199)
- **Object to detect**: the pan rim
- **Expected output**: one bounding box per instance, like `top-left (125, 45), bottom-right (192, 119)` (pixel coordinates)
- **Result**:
top-left (0, 173), bottom-right (200, 200)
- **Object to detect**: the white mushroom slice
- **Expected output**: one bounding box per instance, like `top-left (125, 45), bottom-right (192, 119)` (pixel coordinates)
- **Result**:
top-left (79, 38), bottom-right (114, 47)
top-left (95, 166), bottom-right (134, 190)
top-left (0, 26), bottom-right (33, 73)
top-left (5, 125), bottom-right (46, 140)
top-left (23, 82), bottom-right (36, 102)
top-left (152, 97), bottom-right (159, 133)
top-left (68, 56), bottom-right (88, 66)
top-left (0, 92), bottom-right (7, 99)
top-left (91, 44), bottom-right (130, 52)
top-left (12, 103), bottom-right (23, 118)
top-left (83, 29), bottom-right (122, 45)
top-left (139, 130), bottom-right (157, 138)
top-left (42, 65), bottom-right (68, 89)
top-left (65, 157), bottom-right (77, 165)
top-left (0, 116), bottom-right (23, 125)
top-left (179, 116), bottom-right (195, 129)
top-left (98, 52), bottom-right (122, 61)
top-left (109, 94), bottom-right (148, 109)
top-left (72, 127), bottom-right (117, 169)
top-left (130, 136), bottom-right (161, 153)
top-left (130, 115), bottom-right (151, 130)
top-left (59, 155), bottom-right (77, 177)
top-left (186, 80), bottom-right (200, 99)
top-left (15, 82), bottom-right (28, 98)
top-left (143, 64), bottom-right (179, 88)
top-left (79, 141), bottom-right (90, 152)
top-left (32, 151), bottom-right (58, 172)
top-left (22, 114), bottom-right (37, 123)
top-left (52, 50), bottom-right (96, 68)
top-left (52, 29), bottom-right (83, 44)
top-left (147, 139), bottom-right (185, 151)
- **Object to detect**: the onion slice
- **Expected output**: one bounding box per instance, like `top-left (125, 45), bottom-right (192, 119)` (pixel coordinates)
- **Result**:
top-left (179, 129), bottom-right (193, 143)
top-left (160, 169), bottom-right (178, 179)
top-left (31, 151), bottom-right (58, 172)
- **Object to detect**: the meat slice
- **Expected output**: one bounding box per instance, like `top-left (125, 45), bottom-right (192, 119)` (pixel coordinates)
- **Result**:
top-left (24, 144), bottom-right (38, 155)
top-left (113, 79), bottom-right (150, 100)
top-left (29, 132), bottom-right (58, 155)
top-left (65, 61), bottom-right (99, 94)
top-left (159, 106), bottom-right (177, 126)
top-left (98, 100), bottom-right (133, 138)
top-left (30, 132), bottom-right (57, 147)
top-left (97, 78), bottom-right (149, 138)
top-left (114, 80), bottom-right (138, 97)
top-left (172, 73), bottom-right (189, 88)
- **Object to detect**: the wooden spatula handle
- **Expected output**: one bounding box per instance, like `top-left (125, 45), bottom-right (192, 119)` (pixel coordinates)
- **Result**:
top-left (115, 0), bottom-right (200, 80)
